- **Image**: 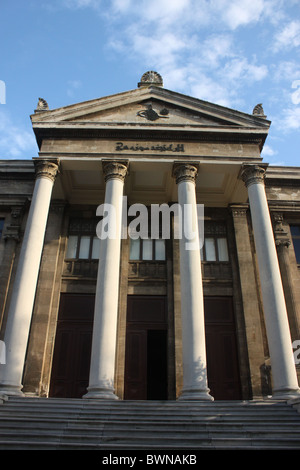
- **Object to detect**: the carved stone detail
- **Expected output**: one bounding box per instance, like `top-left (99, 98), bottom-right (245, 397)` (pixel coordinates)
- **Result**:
top-left (137, 103), bottom-right (169, 121)
top-left (240, 164), bottom-right (267, 188)
top-left (138, 71), bottom-right (163, 88)
top-left (252, 103), bottom-right (266, 118)
top-left (3, 205), bottom-right (25, 242)
top-left (172, 163), bottom-right (199, 185)
top-left (34, 159), bottom-right (59, 183)
top-left (34, 97), bottom-right (49, 112)
top-left (102, 161), bottom-right (128, 182)
top-left (272, 212), bottom-right (291, 247)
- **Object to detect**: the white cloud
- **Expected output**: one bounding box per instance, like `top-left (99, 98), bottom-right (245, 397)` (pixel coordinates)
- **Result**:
top-left (261, 144), bottom-right (277, 156)
top-left (111, 0), bottom-right (132, 13)
top-left (273, 61), bottom-right (300, 82)
top-left (67, 79), bottom-right (82, 97)
top-left (281, 107), bottom-right (300, 130)
top-left (0, 110), bottom-right (36, 159)
top-left (201, 35), bottom-right (234, 68)
top-left (62, 0), bottom-right (101, 8)
top-left (273, 20), bottom-right (300, 51)
top-left (261, 143), bottom-right (287, 166)
top-left (223, 58), bottom-right (268, 82)
top-left (133, 0), bottom-right (191, 24)
top-left (189, 76), bottom-right (232, 107)
top-left (216, 0), bottom-right (265, 29)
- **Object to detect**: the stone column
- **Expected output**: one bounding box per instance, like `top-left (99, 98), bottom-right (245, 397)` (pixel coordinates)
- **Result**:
top-left (173, 163), bottom-right (213, 401)
top-left (84, 161), bottom-right (128, 399)
top-left (0, 159), bottom-right (59, 397)
top-left (241, 164), bottom-right (300, 400)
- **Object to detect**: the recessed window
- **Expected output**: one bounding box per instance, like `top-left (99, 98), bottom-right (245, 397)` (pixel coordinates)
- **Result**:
top-left (129, 238), bottom-right (166, 261)
top-left (291, 225), bottom-right (300, 264)
top-left (65, 218), bottom-right (100, 260)
top-left (201, 222), bottom-right (229, 262)
top-left (66, 235), bottom-right (100, 260)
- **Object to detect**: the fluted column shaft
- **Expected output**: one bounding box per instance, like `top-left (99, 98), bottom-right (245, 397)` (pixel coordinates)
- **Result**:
top-left (241, 165), bottom-right (300, 399)
top-left (84, 161), bottom-right (128, 399)
top-left (173, 163), bottom-right (213, 401)
top-left (0, 159), bottom-right (59, 397)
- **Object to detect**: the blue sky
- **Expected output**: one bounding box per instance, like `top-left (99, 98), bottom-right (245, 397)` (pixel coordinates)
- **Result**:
top-left (0, 0), bottom-right (300, 166)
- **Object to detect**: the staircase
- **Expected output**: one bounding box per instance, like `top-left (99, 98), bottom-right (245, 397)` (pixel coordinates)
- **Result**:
top-left (0, 396), bottom-right (300, 450)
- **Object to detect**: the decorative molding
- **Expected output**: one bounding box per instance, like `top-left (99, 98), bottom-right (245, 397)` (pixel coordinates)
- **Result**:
top-left (240, 164), bottom-right (267, 188)
top-left (102, 161), bottom-right (128, 183)
top-left (172, 163), bottom-right (199, 185)
top-left (34, 159), bottom-right (59, 183)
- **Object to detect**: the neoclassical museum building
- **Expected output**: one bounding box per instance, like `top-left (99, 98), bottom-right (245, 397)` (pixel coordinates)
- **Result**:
top-left (0, 72), bottom-right (299, 403)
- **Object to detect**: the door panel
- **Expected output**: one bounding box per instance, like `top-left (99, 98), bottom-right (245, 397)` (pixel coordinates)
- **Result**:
top-left (49, 294), bottom-right (95, 398)
top-left (124, 329), bottom-right (147, 400)
top-left (204, 297), bottom-right (241, 400)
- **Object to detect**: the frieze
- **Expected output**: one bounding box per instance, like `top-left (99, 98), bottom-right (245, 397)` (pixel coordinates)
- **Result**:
top-left (115, 142), bottom-right (185, 153)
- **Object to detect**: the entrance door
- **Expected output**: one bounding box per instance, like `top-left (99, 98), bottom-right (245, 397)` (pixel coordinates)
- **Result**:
top-left (124, 296), bottom-right (168, 400)
top-left (204, 296), bottom-right (242, 400)
top-left (49, 293), bottom-right (95, 398)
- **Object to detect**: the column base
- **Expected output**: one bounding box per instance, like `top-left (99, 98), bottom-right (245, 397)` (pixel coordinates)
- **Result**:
top-left (271, 388), bottom-right (300, 401)
top-left (0, 384), bottom-right (24, 398)
top-left (83, 387), bottom-right (119, 400)
top-left (178, 388), bottom-right (214, 401)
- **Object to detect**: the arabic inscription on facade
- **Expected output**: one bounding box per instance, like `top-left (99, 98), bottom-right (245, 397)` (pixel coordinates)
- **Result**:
top-left (115, 142), bottom-right (185, 153)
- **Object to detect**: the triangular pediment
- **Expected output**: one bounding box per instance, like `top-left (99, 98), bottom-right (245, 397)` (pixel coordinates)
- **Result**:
top-left (31, 86), bottom-right (271, 130)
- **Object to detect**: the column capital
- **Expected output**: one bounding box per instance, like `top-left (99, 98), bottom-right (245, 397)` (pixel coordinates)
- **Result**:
top-left (102, 160), bottom-right (128, 183)
top-left (172, 163), bottom-right (199, 185)
top-left (230, 204), bottom-right (249, 218)
top-left (240, 164), bottom-right (268, 188)
top-left (34, 159), bottom-right (59, 183)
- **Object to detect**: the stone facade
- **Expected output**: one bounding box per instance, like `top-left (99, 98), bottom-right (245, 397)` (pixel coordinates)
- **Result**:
top-left (0, 74), bottom-right (299, 401)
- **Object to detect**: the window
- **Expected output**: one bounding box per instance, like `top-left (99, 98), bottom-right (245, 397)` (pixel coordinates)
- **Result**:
top-left (129, 238), bottom-right (166, 261)
top-left (0, 219), bottom-right (4, 240)
top-left (201, 221), bottom-right (229, 262)
top-left (291, 225), bottom-right (300, 264)
top-left (65, 218), bottom-right (100, 260)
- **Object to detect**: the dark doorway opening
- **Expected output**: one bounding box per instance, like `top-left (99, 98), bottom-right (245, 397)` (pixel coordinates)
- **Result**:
top-left (147, 330), bottom-right (168, 400)
top-left (124, 295), bottom-right (168, 400)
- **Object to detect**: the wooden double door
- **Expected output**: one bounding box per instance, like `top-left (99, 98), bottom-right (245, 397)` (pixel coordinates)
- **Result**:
top-left (124, 295), bottom-right (241, 401)
top-left (50, 294), bottom-right (241, 400)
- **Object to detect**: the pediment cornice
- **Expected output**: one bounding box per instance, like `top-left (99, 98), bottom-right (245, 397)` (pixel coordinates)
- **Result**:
top-left (31, 85), bottom-right (271, 150)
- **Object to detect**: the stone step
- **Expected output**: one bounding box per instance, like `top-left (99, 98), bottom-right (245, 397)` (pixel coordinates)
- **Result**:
top-left (0, 435), bottom-right (300, 450)
top-left (1, 397), bottom-right (300, 449)
top-left (1, 417), bottom-right (300, 434)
